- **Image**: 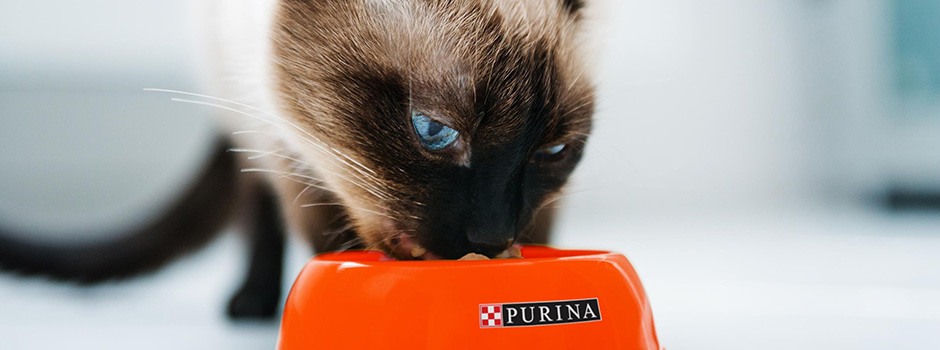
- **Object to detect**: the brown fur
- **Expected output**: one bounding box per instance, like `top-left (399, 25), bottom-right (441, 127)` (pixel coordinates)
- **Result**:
top-left (268, 0), bottom-right (594, 259)
top-left (0, 0), bottom-right (596, 320)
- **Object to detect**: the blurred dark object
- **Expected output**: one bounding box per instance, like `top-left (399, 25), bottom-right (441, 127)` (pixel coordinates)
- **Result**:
top-left (886, 188), bottom-right (940, 211)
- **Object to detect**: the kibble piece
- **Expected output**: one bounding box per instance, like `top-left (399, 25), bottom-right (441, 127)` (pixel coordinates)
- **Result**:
top-left (410, 246), bottom-right (427, 258)
top-left (459, 253), bottom-right (489, 261)
top-left (494, 245), bottom-right (522, 259)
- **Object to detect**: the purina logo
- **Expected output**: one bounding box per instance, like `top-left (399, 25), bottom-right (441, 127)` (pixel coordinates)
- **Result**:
top-left (479, 298), bottom-right (601, 328)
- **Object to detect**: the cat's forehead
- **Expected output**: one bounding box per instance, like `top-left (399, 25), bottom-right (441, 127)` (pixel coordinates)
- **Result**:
top-left (365, 0), bottom-right (577, 33)
top-left (397, 0), bottom-right (588, 125)
top-left (273, 0), bottom-right (591, 134)
top-left (274, 0), bottom-right (584, 83)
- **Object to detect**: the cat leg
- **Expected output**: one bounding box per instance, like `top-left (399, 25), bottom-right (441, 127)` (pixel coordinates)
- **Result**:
top-left (227, 186), bottom-right (285, 320)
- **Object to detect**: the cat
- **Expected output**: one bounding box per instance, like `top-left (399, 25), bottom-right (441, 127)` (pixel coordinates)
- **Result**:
top-left (0, 0), bottom-right (595, 319)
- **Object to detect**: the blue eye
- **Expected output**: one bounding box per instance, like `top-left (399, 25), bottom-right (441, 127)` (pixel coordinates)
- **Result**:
top-left (412, 111), bottom-right (459, 150)
top-left (536, 144), bottom-right (566, 156)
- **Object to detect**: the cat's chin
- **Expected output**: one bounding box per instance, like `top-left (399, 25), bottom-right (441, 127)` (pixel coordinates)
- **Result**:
top-left (380, 233), bottom-right (522, 261)
top-left (383, 233), bottom-right (443, 261)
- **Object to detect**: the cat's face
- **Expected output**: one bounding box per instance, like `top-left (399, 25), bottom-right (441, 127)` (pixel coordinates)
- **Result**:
top-left (272, 0), bottom-right (593, 259)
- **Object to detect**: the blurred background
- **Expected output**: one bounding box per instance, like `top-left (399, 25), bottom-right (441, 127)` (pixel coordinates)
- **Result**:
top-left (1, 0), bottom-right (938, 349)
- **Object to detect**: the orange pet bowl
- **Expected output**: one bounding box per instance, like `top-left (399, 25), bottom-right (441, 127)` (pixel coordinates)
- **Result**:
top-left (278, 246), bottom-right (661, 350)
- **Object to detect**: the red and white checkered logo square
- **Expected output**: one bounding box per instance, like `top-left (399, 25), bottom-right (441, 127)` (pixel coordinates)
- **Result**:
top-left (479, 304), bottom-right (503, 328)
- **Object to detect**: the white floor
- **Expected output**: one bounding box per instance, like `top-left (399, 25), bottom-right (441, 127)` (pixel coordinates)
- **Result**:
top-left (1, 209), bottom-right (939, 350)
top-left (555, 210), bottom-right (940, 350)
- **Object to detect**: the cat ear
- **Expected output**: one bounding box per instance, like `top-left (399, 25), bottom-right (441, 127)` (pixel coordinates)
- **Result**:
top-left (561, 0), bottom-right (585, 14)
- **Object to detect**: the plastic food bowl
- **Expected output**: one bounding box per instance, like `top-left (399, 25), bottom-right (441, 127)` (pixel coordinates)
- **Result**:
top-left (277, 245), bottom-right (661, 350)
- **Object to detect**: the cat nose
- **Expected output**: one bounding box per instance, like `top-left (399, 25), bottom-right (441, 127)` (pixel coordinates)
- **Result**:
top-left (466, 228), bottom-right (515, 257)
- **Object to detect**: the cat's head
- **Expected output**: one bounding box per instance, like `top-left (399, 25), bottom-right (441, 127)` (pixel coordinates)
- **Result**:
top-left (271, 0), bottom-right (594, 259)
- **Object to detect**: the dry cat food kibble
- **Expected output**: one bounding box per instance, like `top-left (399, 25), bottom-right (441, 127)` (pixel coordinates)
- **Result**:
top-left (458, 245), bottom-right (523, 260)
top-left (459, 253), bottom-right (490, 261)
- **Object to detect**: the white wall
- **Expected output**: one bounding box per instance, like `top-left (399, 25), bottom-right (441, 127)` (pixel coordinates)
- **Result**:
top-left (0, 0), bottom-right (843, 228)
top-left (803, 0), bottom-right (940, 199)
top-left (567, 0), bottom-right (819, 218)
top-left (0, 0), bottom-right (201, 91)
top-left (0, 1), bottom-right (215, 236)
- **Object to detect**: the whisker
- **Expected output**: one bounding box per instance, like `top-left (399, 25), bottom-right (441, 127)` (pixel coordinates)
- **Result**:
top-left (336, 235), bottom-right (363, 252)
top-left (241, 168), bottom-right (400, 221)
top-left (150, 90), bottom-right (384, 183)
top-left (240, 167), bottom-right (322, 182)
top-left (239, 168), bottom-right (332, 193)
top-left (237, 148), bottom-right (394, 204)
top-left (231, 130), bottom-right (282, 137)
top-left (292, 184), bottom-right (314, 205)
top-left (149, 89), bottom-right (424, 211)
top-left (326, 222), bottom-right (356, 237)
top-left (537, 187), bottom-right (598, 211)
top-left (299, 202), bottom-right (345, 208)
top-left (233, 148), bottom-right (394, 204)
top-left (230, 148), bottom-right (308, 165)
top-left (153, 91), bottom-right (400, 204)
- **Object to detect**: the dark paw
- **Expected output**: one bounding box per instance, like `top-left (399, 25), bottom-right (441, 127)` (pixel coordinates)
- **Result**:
top-left (227, 285), bottom-right (280, 320)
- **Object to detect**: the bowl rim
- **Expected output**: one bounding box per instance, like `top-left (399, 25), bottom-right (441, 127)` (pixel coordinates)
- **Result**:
top-left (310, 245), bottom-right (617, 268)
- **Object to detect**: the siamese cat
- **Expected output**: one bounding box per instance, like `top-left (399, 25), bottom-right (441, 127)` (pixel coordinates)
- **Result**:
top-left (0, 0), bottom-right (595, 319)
